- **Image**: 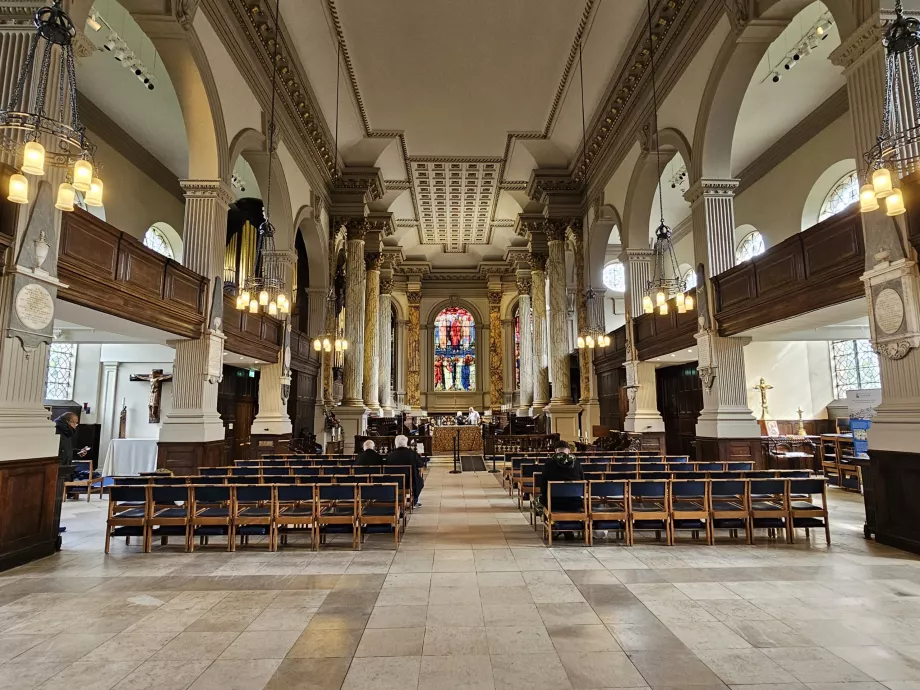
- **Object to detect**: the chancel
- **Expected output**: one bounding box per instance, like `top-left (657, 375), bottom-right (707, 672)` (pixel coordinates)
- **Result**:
top-left (2, 0), bottom-right (920, 687)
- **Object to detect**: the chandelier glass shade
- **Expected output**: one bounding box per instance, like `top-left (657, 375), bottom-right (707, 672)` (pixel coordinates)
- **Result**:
top-left (860, 0), bottom-right (920, 217)
top-left (311, 289), bottom-right (348, 353)
top-left (642, 222), bottom-right (694, 316)
top-left (576, 287), bottom-right (611, 349)
top-left (1, 1), bottom-right (103, 210)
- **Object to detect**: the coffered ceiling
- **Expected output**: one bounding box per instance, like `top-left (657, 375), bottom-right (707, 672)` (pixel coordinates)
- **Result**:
top-left (279, 0), bottom-right (647, 267)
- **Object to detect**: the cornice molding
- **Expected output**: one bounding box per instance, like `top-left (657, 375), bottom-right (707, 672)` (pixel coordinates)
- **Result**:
top-left (830, 13), bottom-right (883, 70)
top-left (542, 0), bottom-right (598, 137)
top-left (684, 178), bottom-right (740, 204)
top-left (735, 86), bottom-right (850, 196)
top-left (78, 92), bottom-right (184, 203)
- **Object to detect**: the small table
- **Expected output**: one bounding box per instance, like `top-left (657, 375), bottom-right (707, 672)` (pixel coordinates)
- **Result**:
top-left (432, 426), bottom-right (483, 453)
top-left (101, 438), bottom-right (159, 476)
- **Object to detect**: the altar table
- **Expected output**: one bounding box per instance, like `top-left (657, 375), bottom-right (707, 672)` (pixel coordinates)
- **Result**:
top-left (432, 425), bottom-right (483, 453)
top-left (101, 438), bottom-right (159, 476)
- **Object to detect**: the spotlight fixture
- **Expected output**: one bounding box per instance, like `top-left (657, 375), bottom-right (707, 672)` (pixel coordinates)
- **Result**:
top-left (816, 20), bottom-right (832, 38)
top-left (771, 71), bottom-right (781, 83)
top-left (102, 33), bottom-right (118, 50)
top-left (87, 13), bottom-right (101, 31)
top-left (783, 57), bottom-right (796, 70)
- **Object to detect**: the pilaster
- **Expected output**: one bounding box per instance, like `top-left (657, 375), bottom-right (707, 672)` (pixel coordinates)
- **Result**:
top-left (378, 278), bottom-right (394, 416)
top-left (544, 220), bottom-right (572, 405)
top-left (530, 253), bottom-right (550, 414)
top-left (685, 178), bottom-right (740, 278)
top-left (488, 288), bottom-right (504, 411)
top-left (622, 249), bottom-right (654, 315)
top-left (406, 288), bottom-right (422, 409)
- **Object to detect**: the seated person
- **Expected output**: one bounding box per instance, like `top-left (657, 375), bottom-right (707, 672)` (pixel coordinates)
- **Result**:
top-left (356, 439), bottom-right (382, 466)
top-left (537, 441), bottom-right (584, 513)
top-left (386, 434), bottom-right (425, 508)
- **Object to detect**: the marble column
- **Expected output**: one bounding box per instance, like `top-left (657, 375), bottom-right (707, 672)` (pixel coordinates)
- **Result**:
top-left (160, 181), bottom-right (232, 446)
top-left (362, 253), bottom-right (382, 414)
top-left (531, 254), bottom-right (550, 414)
top-left (571, 225), bottom-right (600, 433)
top-left (489, 290), bottom-right (504, 410)
top-left (517, 278), bottom-right (534, 415)
top-left (685, 179), bottom-right (759, 439)
top-left (831, 18), bottom-right (920, 456)
top-left (396, 318), bottom-right (408, 409)
top-left (545, 222), bottom-right (572, 404)
top-left (406, 291), bottom-right (422, 409)
top-left (378, 280), bottom-right (394, 416)
top-left (341, 220), bottom-right (367, 408)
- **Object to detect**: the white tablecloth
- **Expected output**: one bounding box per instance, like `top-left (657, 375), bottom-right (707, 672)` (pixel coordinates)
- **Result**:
top-left (101, 438), bottom-right (159, 476)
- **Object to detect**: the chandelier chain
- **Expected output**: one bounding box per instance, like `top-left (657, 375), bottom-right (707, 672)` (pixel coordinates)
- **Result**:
top-left (647, 0), bottom-right (665, 228)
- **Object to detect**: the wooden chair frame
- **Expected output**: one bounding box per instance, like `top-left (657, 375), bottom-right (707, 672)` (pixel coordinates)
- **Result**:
top-left (357, 483), bottom-right (401, 549)
top-left (233, 484), bottom-right (276, 551)
top-left (275, 484), bottom-right (316, 550)
top-left (587, 480), bottom-right (630, 546)
top-left (189, 485), bottom-right (233, 552)
top-left (63, 459), bottom-right (104, 502)
top-left (543, 480), bottom-right (589, 546)
top-left (787, 478), bottom-right (831, 545)
top-left (105, 485), bottom-right (149, 553)
top-left (670, 479), bottom-right (712, 545)
top-left (629, 479), bottom-right (671, 545)
top-left (146, 485), bottom-right (191, 552)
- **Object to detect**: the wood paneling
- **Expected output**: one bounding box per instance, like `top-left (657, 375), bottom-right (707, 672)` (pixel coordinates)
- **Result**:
top-left (594, 326), bottom-right (628, 432)
top-left (695, 437), bottom-right (764, 469)
top-left (712, 208), bottom-right (865, 336)
top-left (288, 330), bottom-right (320, 441)
top-left (656, 363), bottom-right (703, 458)
top-left (868, 449), bottom-right (920, 555)
top-left (0, 457), bottom-right (58, 571)
top-left (222, 293), bottom-right (284, 362)
top-left (157, 440), bottom-right (225, 477)
top-left (633, 301), bottom-right (698, 360)
top-left (58, 209), bottom-right (207, 338)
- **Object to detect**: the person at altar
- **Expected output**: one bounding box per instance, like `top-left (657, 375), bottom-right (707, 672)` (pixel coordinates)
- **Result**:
top-left (434, 355), bottom-right (444, 390)
top-left (460, 354), bottom-right (472, 390)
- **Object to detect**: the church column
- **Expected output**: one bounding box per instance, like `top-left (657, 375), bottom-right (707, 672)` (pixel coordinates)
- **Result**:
top-left (544, 220), bottom-right (580, 441)
top-left (378, 278), bottom-right (394, 416)
top-left (571, 224), bottom-right (600, 435)
top-left (396, 318), bottom-right (408, 409)
top-left (622, 248), bottom-right (665, 439)
top-left (362, 252), bottom-right (382, 414)
top-left (516, 276), bottom-right (534, 415)
top-left (685, 180), bottom-right (760, 452)
top-left (488, 287), bottom-right (504, 411)
top-left (159, 181), bottom-right (231, 469)
top-left (830, 17), bottom-right (920, 551)
top-left (406, 288), bottom-right (422, 409)
top-left (340, 220), bottom-right (366, 407)
top-left (531, 253), bottom-right (550, 414)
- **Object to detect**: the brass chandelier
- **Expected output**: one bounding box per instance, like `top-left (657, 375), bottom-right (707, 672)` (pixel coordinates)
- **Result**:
top-left (859, 0), bottom-right (918, 217)
top-left (312, 288), bottom-right (348, 353)
top-left (2, 1), bottom-right (104, 211)
top-left (576, 286), bottom-right (612, 349)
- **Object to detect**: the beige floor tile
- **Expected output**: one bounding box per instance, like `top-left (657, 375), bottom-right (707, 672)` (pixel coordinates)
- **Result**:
top-left (263, 658), bottom-right (352, 690)
top-left (762, 647), bottom-right (875, 683)
top-left (537, 602), bottom-right (602, 626)
top-left (355, 627), bottom-right (425, 657)
top-left (558, 650), bottom-right (647, 688)
top-left (341, 656), bottom-right (421, 690)
top-left (0, 635), bottom-right (50, 663)
top-left (666, 622), bottom-right (753, 650)
top-left (483, 603), bottom-right (544, 627)
top-left (427, 604), bottom-right (484, 627)
top-left (218, 630), bottom-right (301, 659)
top-left (366, 605), bottom-right (428, 629)
top-left (286, 627), bottom-right (362, 658)
top-left (247, 607), bottom-right (315, 631)
top-left (152, 632), bottom-right (238, 661)
top-left (490, 652), bottom-right (573, 690)
top-left (39, 661), bottom-right (140, 690)
top-left (826, 647), bottom-right (920, 682)
top-left (628, 649), bottom-right (726, 687)
top-left (695, 648), bottom-right (799, 685)
top-left (15, 633), bottom-right (116, 663)
top-left (81, 633), bottom-right (177, 663)
top-left (424, 626), bottom-right (489, 655)
top-left (0, 661), bottom-right (68, 690)
top-left (187, 659), bottom-right (281, 690)
top-left (546, 625), bottom-right (622, 653)
top-left (486, 625), bottom-right (555, 655)
top-left (111, 660), bottom-right (211, 690)
top-left (418, 654), bottom-right (494, 690)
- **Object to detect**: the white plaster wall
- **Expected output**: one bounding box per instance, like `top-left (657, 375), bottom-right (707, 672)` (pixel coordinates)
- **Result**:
top-left (99, 345), bottom-right (176, 440)
top-left (743, 341), bottom-right (834, 419)
top-left (72, 344), bottom-right (102, 425)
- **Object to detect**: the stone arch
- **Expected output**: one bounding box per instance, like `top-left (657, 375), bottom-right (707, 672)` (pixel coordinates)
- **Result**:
top-left (587, 203), bottom-right (623, 291)
top-left (146, 221), bottom-right (184, 262)
top-left (293, 205), bottom-right (329, 293)
top-left (424, 298), bottom-right (485, 327)
top-left (623, 128), bottom-right (693, 250)
top-left (70, 1), bottom-right (229, 181)
top-left (691, 2), bottom-right (857, 183)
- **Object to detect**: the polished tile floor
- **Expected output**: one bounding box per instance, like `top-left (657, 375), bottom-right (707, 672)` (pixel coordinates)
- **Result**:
top-left (1, 461), bottom-right (920, 689)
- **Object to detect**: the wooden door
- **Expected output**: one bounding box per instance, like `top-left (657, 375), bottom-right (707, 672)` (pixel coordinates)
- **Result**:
top-left (656, 363), bottom-right (703, 458)
top-left (233, 401), bottom-right (254, 461)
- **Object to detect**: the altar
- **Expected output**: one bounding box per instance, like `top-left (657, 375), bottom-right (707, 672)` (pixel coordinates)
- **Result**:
top-left (101, 438), bottom-right (159, 476)
top-left (432, 425), bottom-right (483, 453)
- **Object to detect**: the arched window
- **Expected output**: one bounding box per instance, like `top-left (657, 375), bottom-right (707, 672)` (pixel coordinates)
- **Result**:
top-left (143, 226), bottom-right (174, 259)
top-left (45, 342), bottom-right (77, 401)
top-left (735, 230), bottom-right (765, 264)
top-left (832, 340), bottom-right (881, 399)
top-left (818, 170), bottom-right (859, 222)
top-left (433, 307), bottom-right (476, 391)
top-left (683, 268), bottom-right (697, 290)
top-left (602, 262), bottom-right (625, 292)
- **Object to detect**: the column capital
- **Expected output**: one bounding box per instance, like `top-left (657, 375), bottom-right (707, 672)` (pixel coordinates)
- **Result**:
top-left (335, 217), bottom-right (368, 241)
top-left (365, 252), bottom-right (382, 272)
top-left (516, 276), bottom-right (532, 295)
top-left (830, 14), bottom-right (883, 71)
top-left (622, 248), bottom-right (655, 262)
top-left (180, 179), bottom-right (234, 205)
top-left (530, 253), bottom-right (548, 272)
top-left (380, 278), bottom-right (394, 295)
top-left (544, 219), bottom-right (577, 242)
top-left (488, 290), bottom-right (503, 309)
top-left (407, 290), bottom-right (422, 306)
top-left (684, 178), bottom-right (740, 205)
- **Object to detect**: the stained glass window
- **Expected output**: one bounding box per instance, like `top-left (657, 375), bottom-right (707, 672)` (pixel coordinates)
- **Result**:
top-left (45, 342), bottom-right (77, 401)
top-left (832, 340), bottom-right (881, 399)
top-left (735, 230), bottom-right (765, 264)
top-left (514, 308), bottom-right (521, 390)
top-left (433, 307), bottom-right (476, 391)
top-left (819, 171), bottom-right (859, 222)
top-left (683, 268), bottom-right (697, 290)
top-left (143, 226), bottom-right (174, 259)
top-left (603, 262), bottom-right (625, 292)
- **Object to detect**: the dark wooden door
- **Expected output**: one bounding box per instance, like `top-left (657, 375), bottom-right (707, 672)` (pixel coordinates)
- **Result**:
top-left (656, 363), bottom-right (703, 458)
top-left (233, 401), bottom-right (254, 461)
top-left (597, 365), bottom-right (625, 432)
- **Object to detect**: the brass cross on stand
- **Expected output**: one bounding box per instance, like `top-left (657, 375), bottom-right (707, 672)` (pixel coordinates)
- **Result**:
top-left (753, 377), bottom-right (773, 421)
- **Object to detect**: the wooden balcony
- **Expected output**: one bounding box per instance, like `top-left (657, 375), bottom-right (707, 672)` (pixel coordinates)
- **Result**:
top-left (633, 294), bottom-right (698, 360)
top-left (222, 292), bottom-right (283, 362)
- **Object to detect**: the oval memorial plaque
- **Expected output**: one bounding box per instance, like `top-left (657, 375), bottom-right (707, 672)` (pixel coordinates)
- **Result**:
top-left (14, 283), bottom-right (54, 331)
top-left (875, 287), bottom-right (905, 335)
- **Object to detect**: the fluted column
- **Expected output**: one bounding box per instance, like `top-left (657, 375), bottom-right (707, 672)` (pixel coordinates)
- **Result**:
top-left (160, 181), bottom-right (232, 444)
top-left (362, 253), bottom-right (381, 413)
top-left (622, 249), bottom-right (654, 317)
top-left (517, 277), bottom-right (534, 415)
top-left (531, 254), bottom-right (550, 413)
top-left (545, 222), bottom-right (572, 404)
top-left (378, 280), bottom-right (393, 416)
top-left (488, 290), bottom-right (504, 410)
top-left (341, 220), bottom-right (366, 407)
top-left (685, 180), bottom-right (759, 438)
top-left (406, 290), bottom-right (422, 409)
top-left (570, 226), bottom-right (592, 403)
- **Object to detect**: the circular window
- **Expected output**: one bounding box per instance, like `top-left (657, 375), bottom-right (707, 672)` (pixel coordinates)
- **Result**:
top-left (602, 262), bottom-right (625, 292)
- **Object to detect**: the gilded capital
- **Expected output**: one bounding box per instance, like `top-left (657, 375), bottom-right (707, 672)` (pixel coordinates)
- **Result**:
top-left (517, 277), bottom-right (532, 295)
top-left (543, 219), bottom-right (570, 242)
top-left (335, 217), bottom-right (367, 241)
top-left (407, 290), bottom-right (422, 306)
top-left (529, 253), bottom-right (548, 272)
top-left (365, 252), bottom-right (383, 271)
top-left (380, 279), bottom-right (394, 295)
top-left (488, 290), bottom-right (503, 309)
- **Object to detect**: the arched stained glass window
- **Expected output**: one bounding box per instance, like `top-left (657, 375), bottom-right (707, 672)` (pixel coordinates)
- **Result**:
top-left (735, 230), bottom-right (765, 264)
top-left (603, 262), bottom-right (625, 292)
top-left (433, 307), bottom-right (476, 391)
top-left (819, 171), bottom-right (859, 222)
top-left (144, 226), bottom-right (174, 259)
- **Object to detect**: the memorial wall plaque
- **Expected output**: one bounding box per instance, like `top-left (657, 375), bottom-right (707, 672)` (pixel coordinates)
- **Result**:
top-left (14, 283), bottom-right (54, 331)
top-left (874, 287), bottom-right (904, 335)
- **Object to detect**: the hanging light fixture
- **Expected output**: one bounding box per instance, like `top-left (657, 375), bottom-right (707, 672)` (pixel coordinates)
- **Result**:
top-left (1, 1), bottom-right (104, 210)
top-left (861, 0), bottom-right (920, 216)
top-left (235, 0), bottom-right (289, 318)
top-left (642, 0), bottom-right (694, 316)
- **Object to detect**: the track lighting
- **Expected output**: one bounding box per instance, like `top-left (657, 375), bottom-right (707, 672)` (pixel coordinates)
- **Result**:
top-left (103, 33), bottom-right (118, 51)
top-left (771, 71), bottom-right (781, 83)
top-left (87, 13), bottom-right (101, 31)
top-left (783, 57), bottom-right (796, 70)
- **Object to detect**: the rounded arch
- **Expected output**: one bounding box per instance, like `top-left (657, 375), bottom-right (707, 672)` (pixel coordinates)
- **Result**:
top-left (424, 298), bottom-right (485, 327)
top-left (735, 224), bottom-right (765, 263)
top-left (146, 221), bottom-right (183, 262)
top-left (623, 128), bottom-right (693, 250)
top-left (691, 2), bottom-right (857, 183)
top-left (294, 205), bottom-right (330, 293)
top-left (70, 1), bottom-right (228, 181)
top-left (587, 203), bottom-right (623, 291)
top-left (801, 158), bottom-right (858, 229)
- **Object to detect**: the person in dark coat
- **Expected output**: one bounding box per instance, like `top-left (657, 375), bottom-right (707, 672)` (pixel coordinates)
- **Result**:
top-left (54, 412), bottom-right (81, 466)
top-left (356, 439), bottom-right (382, 467)
top-left (538, 442), bottom-right (584, 510)
top-left (386, 434), bottom-right (425, 507)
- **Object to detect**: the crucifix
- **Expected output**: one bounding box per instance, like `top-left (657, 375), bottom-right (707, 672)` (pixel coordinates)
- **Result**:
top-left (753, 377), bottom-right (773, 421)
top-left (796, 406), bottom-right (807, 437)
top-left (130, 369), bottom-right (173, 424)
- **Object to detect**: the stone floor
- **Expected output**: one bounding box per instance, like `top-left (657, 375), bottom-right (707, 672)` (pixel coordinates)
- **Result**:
top-left (1, 461), bottom-right (920, 689)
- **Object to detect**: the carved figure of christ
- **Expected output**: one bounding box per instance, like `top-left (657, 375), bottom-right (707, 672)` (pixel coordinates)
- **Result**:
top-left (130, 369), bottom-right (173, 424)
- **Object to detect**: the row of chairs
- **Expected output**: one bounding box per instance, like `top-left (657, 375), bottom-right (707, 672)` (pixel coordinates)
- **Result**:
top-left (819, 436), bottom-right (862, 492)
top-left (106, 483), bottom-right (401, 554)
top-left (538, 478), bottom-right (830, 546)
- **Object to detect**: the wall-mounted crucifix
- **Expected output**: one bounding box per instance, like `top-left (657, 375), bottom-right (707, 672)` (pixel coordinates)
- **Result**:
top-left (130, 369), bottom-right (173, 424)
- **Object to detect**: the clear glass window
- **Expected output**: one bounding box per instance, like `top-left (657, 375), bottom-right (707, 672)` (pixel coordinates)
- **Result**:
top-left (831, 339), bottom-right (881, 399)
top-left (143, 227), bottom-right (174, 259)
top-left (819, 170), bottom-right (859, 222)
top-left (45, 343), bottom-right (77, 401)
top-left (602, 262), bottom-right (625, 292)
top-left (735, 230), bottom-right (765, 264)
